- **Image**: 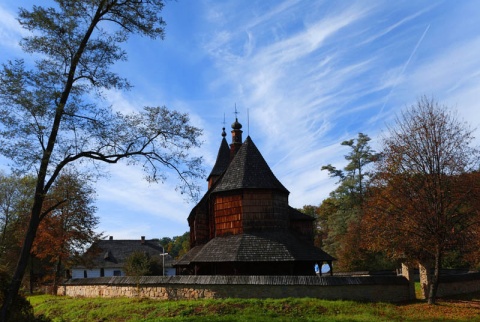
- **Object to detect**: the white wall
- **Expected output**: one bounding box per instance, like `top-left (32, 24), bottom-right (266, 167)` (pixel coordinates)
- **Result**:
top-left (72, 268), bottom-right (124, 279)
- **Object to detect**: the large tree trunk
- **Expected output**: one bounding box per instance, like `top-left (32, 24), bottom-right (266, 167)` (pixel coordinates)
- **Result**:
top-left (29, 254), bottom-right (34, 295)
top-left (0, 198), bottom-right (42, 321)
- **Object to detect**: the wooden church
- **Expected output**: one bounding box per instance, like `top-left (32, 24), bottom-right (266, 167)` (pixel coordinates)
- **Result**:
top-left (174, 118), bottom-right (334, 275)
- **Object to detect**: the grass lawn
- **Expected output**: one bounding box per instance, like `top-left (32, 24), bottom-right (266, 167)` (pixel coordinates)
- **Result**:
top-left (28, 291), bottom-right (480, 322)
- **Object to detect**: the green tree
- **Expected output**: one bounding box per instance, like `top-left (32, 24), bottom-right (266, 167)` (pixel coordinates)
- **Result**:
top-left (124, 251), bottom-right (161, 277)
top-left (0, 173), bottom-right (35, 274)
top-left (363, 97), bottom-right (480, 304)
top-left (322, 133), bottom-right (378, 201)
top-left (159, 232), bottom-right (190, 259)
top-left (320, 133), bottom-right (384, 271)
top-left (0, 1), bottom-right (203, 318)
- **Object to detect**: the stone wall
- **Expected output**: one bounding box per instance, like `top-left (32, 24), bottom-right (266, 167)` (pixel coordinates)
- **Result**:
top-left (409, 263), bottom-right (480, 299)
top-left (58, 275), bottom-right (411, 303)
top-left (437, 272), bottom-right (480, 297)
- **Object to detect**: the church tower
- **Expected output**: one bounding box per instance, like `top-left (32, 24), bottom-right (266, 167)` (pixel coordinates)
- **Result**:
top-left (176, 115), bottom-right (335, 276)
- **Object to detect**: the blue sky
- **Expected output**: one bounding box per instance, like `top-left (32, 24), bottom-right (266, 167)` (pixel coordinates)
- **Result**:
top-left (1, 1), bottom-right (480, 241)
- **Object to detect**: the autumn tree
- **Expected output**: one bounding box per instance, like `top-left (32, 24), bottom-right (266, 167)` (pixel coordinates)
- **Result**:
top-left (363, 97), bottom-right (480, 304)
top-left (159, 232), bottom-right (190, 259)
top-left (320, 133), bottom-right (385, 271)
top-left (0, 1), bottom-right (203, 318)
top-left (32, 171), bottom-right (101, 294)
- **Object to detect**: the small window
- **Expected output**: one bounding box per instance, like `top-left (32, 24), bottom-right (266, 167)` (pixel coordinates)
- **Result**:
top-left (113, 270), bottom-right (121, 276)
top-left (83, 270), bottom-right (87, 278)
top-left (100, 268), bottom-right (105, 277)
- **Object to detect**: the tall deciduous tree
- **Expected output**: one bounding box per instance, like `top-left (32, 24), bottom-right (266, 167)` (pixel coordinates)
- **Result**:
top-left (320, 133), bottom-right (382, 271)
top-left (0, 1), bottom-right (203, 318)
top-left (363, 97), bottom-right (480, 304)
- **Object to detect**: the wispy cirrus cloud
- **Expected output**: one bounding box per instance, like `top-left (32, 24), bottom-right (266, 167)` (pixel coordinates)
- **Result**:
top-left (198, 1), bottom-right (479, 209)
top-left (2, 0), bottom-right (479, 238)
top-left (0, 4), bottom-right (26, 50)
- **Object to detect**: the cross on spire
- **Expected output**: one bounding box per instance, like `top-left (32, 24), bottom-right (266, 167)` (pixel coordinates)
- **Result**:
top-left (222, 113), bottom-right (226, 137)
top-left (234, 103), bottom-right (239, 120)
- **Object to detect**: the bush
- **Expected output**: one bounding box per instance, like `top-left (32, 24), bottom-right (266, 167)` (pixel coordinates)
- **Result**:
top-left (0, 265), bottom-right (36, 322)
top-left (124, 251), bottom-right (162, 276)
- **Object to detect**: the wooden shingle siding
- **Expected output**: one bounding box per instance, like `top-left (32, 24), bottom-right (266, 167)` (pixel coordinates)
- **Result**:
top-left (214, 194), bottom-right (243, 236)
top-left (192, 211), bottom-right (210, 246)
top-left (243, 190), bottom-right (289, 231)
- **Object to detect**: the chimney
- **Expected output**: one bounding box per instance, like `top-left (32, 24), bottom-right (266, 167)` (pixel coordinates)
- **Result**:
top-left (141, 236), bottom-right (145, 244)
top-left (109, 236), bottom-right (113, 240)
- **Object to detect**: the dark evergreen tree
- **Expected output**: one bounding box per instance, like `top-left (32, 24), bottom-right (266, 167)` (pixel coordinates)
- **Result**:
top-left (320, 133), bottom-right (389, 271)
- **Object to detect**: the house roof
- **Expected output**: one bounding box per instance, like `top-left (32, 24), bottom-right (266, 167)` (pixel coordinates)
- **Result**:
top-left (175, 231), bottom-right (334, 265)
top-left (212, 136), bottom-right (289, 194)
top-left (75, 239), bottom-right (169, 269)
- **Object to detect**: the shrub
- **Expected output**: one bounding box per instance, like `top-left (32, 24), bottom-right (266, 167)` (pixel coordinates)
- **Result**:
top-left (0, 265), bottom-right (36, 322)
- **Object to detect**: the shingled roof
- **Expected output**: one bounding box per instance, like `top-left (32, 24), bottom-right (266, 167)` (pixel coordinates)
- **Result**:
top-left (207, 135), bottom-right (230, 181)
top-left (178, 231), bottom-right (334, 264)
top-left (288, 206), bottom-right (315, 221)
top-left (77, 238), bottom-right (164, 269)
top-left (212, 136), bottom-right (289, 194)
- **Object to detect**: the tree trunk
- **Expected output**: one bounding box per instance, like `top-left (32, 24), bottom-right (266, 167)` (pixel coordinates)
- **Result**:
top-left (29, 254), bottom-right (34, 295)
top-left (0, 200), bottom-right (42, 321)
top-left (428, 246), bottom-right (442, 304)
top-left (53, 257), bottom-right (62, 295)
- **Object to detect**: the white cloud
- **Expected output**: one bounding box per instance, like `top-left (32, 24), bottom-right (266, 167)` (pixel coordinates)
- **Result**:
top-left (95, 163), bottom-right (193, 238)
top-left (0, 4), bottom-right (27, 50)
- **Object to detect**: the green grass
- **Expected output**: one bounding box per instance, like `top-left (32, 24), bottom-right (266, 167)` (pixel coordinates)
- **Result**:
top-left (29, 292), bottom-right (480, 322)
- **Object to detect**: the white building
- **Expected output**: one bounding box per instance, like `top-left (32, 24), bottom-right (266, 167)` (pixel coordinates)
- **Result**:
top-left (71, 236), bottom-right (174, 278)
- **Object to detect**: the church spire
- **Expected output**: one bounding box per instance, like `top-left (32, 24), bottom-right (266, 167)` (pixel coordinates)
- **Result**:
top-left (207, 124), bottom-right (231, 189)
top-left (229, 106), bottom-right (243, 159)
top-left (230, 117), bottom-right (243, 160)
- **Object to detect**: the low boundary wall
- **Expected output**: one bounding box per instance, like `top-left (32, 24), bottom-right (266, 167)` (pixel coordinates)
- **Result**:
top-left (437, 272), bottom-right (480, 297)
top-left (58, 275), bottom-right (411, 303)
